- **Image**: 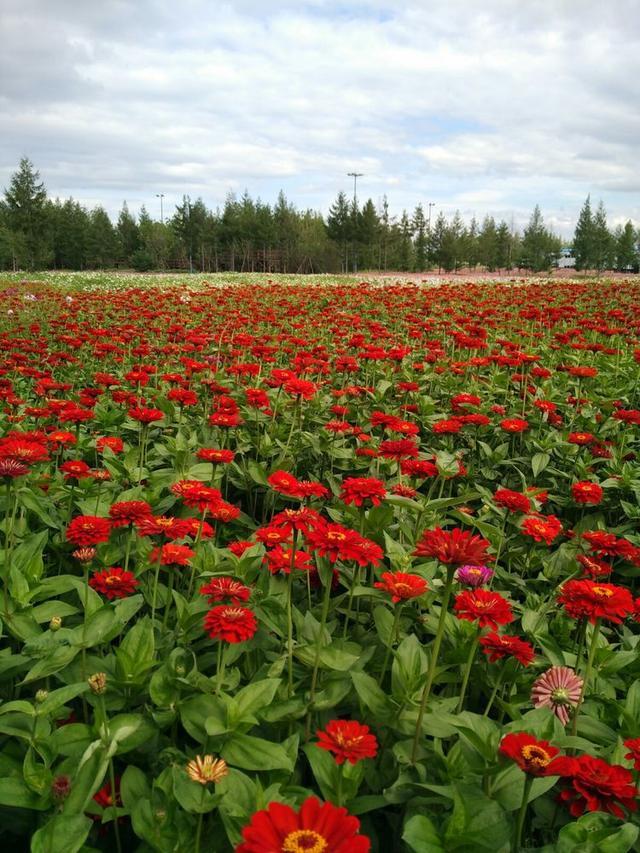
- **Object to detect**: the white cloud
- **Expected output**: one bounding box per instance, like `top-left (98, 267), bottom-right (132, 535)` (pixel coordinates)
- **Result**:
top-left (1, 0), bottom-right (639, 236)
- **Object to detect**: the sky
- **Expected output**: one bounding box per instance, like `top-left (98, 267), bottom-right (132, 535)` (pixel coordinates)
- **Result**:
top-left (1, 0), bottom-right (639, 237)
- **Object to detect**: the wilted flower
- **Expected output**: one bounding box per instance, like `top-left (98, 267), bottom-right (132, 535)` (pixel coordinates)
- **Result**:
top-left (88, 672), bottom-right (108, 695)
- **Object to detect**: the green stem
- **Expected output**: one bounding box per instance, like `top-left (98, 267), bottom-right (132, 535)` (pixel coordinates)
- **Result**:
top-left (216, 642), bottom-right (226, 695)
top-left (162, 570), bottom-right (175, 629)
top-left (570, 618), bottom-right (601, 737)
top-left (483, 665), bottom-right (508, 717)
top-left (342, 565), bottom-right (359, 638)
top-left (305, 562), bottom-right (333, 740)
top-left (456, 628), bottom-right (481, 713)
top-left (514, 775), bottom-right (534, 852)
top-left (150, 547), bottom-right (164, 625)
top-left (287, 564), bottom-right (296, 698)
top-left (378, 606), bottom-right (402, 687)
top-left (336, 766), bottom-right (344, 807)
top-left (411, 565), bottom-right (456, 763)
top-left (195, 810), bottom-right (204, 853)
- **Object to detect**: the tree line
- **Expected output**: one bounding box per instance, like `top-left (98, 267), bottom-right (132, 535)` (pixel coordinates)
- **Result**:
top-left (1, 158), bottom-right (638, 274)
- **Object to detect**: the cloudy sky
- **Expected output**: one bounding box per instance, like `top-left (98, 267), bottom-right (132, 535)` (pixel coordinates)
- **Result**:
top-left (2, 0), bottom-right (639, 236)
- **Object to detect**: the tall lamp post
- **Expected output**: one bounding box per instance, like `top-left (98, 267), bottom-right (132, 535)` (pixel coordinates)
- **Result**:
top-left (155, 193), bottom-right (165, 225)
top-left (427, 202), bottom-right (435, 229)
top-left (347, 172), bottom-right (363, 273)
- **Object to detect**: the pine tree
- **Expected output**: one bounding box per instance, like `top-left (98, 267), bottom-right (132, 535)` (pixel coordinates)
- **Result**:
top-left (592, 201), bottom-right (612, 274)
top-left (478, 216), bottom-right (498, 270)
top-left (413, 204), bottom-right (428, 271)
top-left (495, 221), bottom-right (513, 270)
top-left (615, 221), bottom-right (638, 271)
top-left (573, 195), bottom-right (594, 271)
top-left (116, 202), bottom-right (140, 265)
top-left (3, 157), bottom-right (50, 269)
top-left (327, 192), bottom-right (351, 272)
top-left (520, 205), bottom-right (559, 272)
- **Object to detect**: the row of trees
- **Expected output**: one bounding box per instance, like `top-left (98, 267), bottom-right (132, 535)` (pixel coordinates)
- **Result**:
top-left (1, 158), bottom-right (638, 273)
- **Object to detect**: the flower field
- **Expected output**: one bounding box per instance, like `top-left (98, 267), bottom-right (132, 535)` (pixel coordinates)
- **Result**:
top-left (1, 273), bottom-right (640, 852)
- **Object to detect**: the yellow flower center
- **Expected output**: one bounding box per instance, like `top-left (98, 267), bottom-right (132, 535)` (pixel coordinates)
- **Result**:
top-left (282, 830), bottom-right (328, 853)
top-left (592, 586), bottom-right (613, 598)
top-left (327, 531), bottom-right (346, 541)
top-left (521, 744), bottom-right (551, 768)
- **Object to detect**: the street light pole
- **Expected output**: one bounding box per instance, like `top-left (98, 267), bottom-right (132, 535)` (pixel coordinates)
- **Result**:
top-left (347, 172), bottom-right (363, 274)
top-left (427, 202), bottom-right (435, 230)
top-left (155, 193), bottom-right (165, 225)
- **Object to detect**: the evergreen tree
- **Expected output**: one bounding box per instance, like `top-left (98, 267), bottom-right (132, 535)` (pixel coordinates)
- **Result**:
top-left (495, 221), bottom-right (514, 270)
top-left (430, 212), bottom-right (447, 272)
top-left (478, 216), bottom-right (498, 270)
top-left (615, 221), bottom-right (638, 271)
top-left (520, 205), bottom-right (559, 272)
top-left (573, 195), bottom-right (594, 271)
top-left (116, 202), bottom-right (140, 265)
top-left (412, 204), bottom-right (428, 271)
top-left (87, 207), bottom-right (118, 268)
top-left (327, 192), bottom-right (351, 272)
top-left (358, 199), bottom-right (379, 270)
top-left (3, 157), bottom-right (50, 269)
top-left (592, 201), bottom-right (612, 273)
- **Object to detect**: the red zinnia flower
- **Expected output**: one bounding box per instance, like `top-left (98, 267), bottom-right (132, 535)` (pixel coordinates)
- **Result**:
top-left (572, 481), bottom-right (603, 505)
top-left (557, 579), bottom-right (634, 624)
top-left (453, 589), bottom-right (514, 629)
top-left (199, 576), bottom-right (251, 604)
top-left (494, 488), bottom-right (531, 514)
top-left (340, 477), bottom-right (386, 507)
top-left (96, 436), bottom-right (124, 454)
top-left (197, 448), bottom-right (235, 464)
top-left (150, 543), bottom-right (195, 566)
top-left (414, 527), bottom-right (492, 566)
top-left (568, 432), bottom-right (595, 445)
top-left (306, 522), bottom-right (383, 567)
top-left (109, 500), bottom-right (153, 527)
top-left (237, 797), bottom-right (370, 853)
top-left (374, 571), bottom-right (427, 602)
top-left (89, 567), bottom-right (139, 600)
top-left (500, 418), bottom-right (529, 433)
top-left (316, 720), bottom-right (378, 765)
top-left (59, 460), bottom-right (92, 480)
top-left (576, 554), bottom-right (612, 579)
top-left (204, 605), bottom-right (258, 643)
top-left (548, 754), bottom-right (637, 818)
top-left (128, 406), bottom-right (164, 424)
top-left (480, 632), bottom-right (535, 666)
top-left (624, 738), bottom-right (640, 771)
top-left (378, 438), bottom-right (419, 460)
top-left (66, 515), bottom-right (112, 546)
top-left (263, 545), bottom-right (313, 575)
top-left (499, 732), bottom-right (560, 776)
top-left (521, 514), bottom-right (563, 545)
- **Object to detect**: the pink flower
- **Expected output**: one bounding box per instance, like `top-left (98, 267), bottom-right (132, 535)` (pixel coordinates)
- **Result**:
top-left (531, 666), bottom-right (583, 725)
top-left (454, 564), bottom-right (494, 588)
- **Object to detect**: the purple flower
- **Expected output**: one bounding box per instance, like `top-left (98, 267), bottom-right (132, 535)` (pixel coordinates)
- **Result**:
top-left (454, 564), bottom-right (494, 588)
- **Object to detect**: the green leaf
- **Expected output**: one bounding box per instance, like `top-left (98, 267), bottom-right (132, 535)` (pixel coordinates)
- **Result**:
top-left (531, 452), bottom-right (551, 477)
top-left (35, 683), bottom-right (87, 716)
top-left (0, 777), bottom-right (48, 810)
top-left (403, 815), bottom-right (445, 853)
top-left (108, 713), bottom-right (157, 754)
top-left (30, 815), bottom-right (93, 853)
top-left (120, 765), bottom-right (150, 810)
top-left (222, 734), bottom-right (294, 772)
top-left (22, 646), bottom-right (79, 683)
top-left (172, 765), bottom-right (220, 813)
top-left (231, 678), bottom-right (281, 724)
top-left (63, 740), bottom-right (109, 815)
top-left (351, 671), bottom-right (394, 720)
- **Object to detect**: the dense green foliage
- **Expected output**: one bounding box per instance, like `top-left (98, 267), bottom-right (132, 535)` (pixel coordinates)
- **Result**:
top-left (2, 159), bottom-right (637, 274)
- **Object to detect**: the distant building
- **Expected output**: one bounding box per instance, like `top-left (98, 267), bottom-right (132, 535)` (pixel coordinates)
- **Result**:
top-left (555, 247), bottom-right (575, 269)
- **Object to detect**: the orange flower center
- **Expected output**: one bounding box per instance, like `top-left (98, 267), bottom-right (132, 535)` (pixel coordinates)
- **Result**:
top-left (592, 586), bottom-right (613, 598)
top-left (282, 830), bottom-right (328, 853)
top-left (521, 744), bottom-right (551, 768)
top-left (327, 531), bottom-right (346, 541)
top-left (222, 608), bottom-right (243, 620)
top-left (105, 575), bottom-right (119, 585)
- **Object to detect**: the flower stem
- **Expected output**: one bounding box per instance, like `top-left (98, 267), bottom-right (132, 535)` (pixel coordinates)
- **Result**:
top-left (305, 561), bottom-right (333, 740)
top-left (456, 628), bottom-right (481, 713)
top-left (378, 606), bottom-right (402, 687)
top-left (514, 775), bottom-right (534, 852)
top-left (570, 618), bottom-right (600, 738)
top-left (411, 565), bottom-right (456, 763)
top-left (483, 665), bottom-right (508, 717)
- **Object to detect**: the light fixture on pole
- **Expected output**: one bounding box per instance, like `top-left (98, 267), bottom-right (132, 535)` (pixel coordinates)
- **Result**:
top-left (155, 193), bottom-right (165, 225)
top-left (347, 172), bottom-right (363, 209)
